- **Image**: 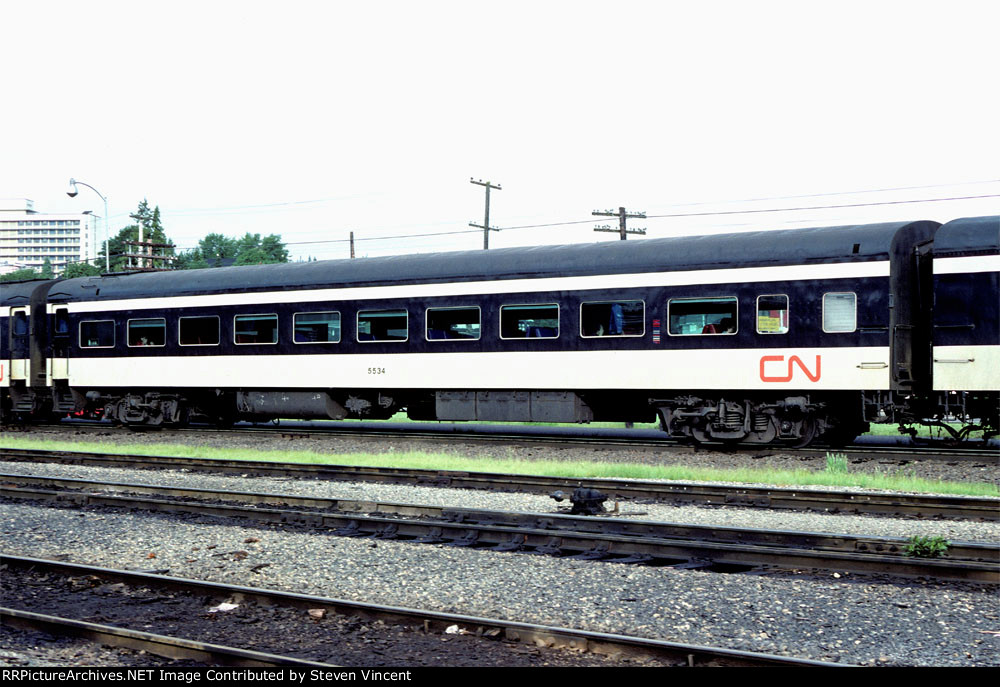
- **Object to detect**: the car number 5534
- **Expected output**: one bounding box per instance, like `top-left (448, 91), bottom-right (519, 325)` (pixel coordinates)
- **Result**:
top-left (368, 367), bottom-right (386, 375)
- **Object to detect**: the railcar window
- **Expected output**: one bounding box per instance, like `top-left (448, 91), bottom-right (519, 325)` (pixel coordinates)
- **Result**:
top-left (294, 311), bottom-right (341, 343)
top-left (580, 300), bottom-right (644, 337)
top-left (426, 307), bottom-right (481, 341)
top-left (500, 304), bottom-right (559, 339)
top-left (127, 318), bottom-right (166, 347)
top-left (668, 297), bottom-right (737, 335)
top-left (756, 295), bottom-right (789, 334)
top-left (54, 309), bottom-right (69, 336)
top-left (234, 314), bottom-right (278, 345)
top-left (179, 315), bottom-right (220, 346)
top-left (13, 312), bottom-right (28, 337)
top-left (357, 309), bottom-right (408, 342)
top-left (80, 320), bottom-right (115, 348)
top-left (823, 292), bottom-right (857, 333)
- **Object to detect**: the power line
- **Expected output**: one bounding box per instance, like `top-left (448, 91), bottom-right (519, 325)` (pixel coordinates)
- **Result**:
top-left (593, 206), bottom-right (646, 240)
top-left (125, 178), bottom-right (1000, 221)
top-left (649, 178), bottom-right (1000, 210)
top-left (169, 191), bottom-right (1000, 252)
top-left (500, 193), bottom-right (1000, 230)
top-left (643, 193), bottom-right (1000, 222)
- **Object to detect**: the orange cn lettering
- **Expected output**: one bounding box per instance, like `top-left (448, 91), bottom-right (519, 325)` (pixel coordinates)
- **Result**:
top-left (759, 355), bottom-right (821, 383)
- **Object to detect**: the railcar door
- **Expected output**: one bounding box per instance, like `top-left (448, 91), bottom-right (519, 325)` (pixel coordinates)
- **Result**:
top-left (9, 306), bottom-right (29, 382)
top-left (888, 223), bottom-right (938, 392)
top-left (50, 306), bottom-right (70, 381)
top-left (892, 241), bottom-right (935, 392)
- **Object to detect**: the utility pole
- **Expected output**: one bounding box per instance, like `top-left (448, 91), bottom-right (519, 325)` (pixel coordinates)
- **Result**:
top-left (123, 211), bottom-right (175, 271)
top-left (469, 178), bottom-right (502, 249)
top-left (350, 231), bottom-right (355, 259)
top-left (593, 206), bottom-right (646, 240)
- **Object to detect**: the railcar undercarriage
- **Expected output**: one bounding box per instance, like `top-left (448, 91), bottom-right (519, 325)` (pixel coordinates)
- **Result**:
top-left (651, 392), bottom-right (868, 447)
top-left (3, 384), bottom-right (995, 448)
top-left (864, 390), bottom-right (999, 443)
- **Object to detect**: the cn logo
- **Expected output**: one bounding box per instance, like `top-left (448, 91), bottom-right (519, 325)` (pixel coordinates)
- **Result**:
top-left (759, 355), bottom-right (821, 383)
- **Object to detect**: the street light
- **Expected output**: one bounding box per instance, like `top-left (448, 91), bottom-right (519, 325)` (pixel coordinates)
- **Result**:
top-left (67, 178), bottom-right (110, 272)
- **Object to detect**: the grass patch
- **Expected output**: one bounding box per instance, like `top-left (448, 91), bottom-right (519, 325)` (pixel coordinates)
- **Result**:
top-left (372, 413), bottom-right (987, 440)
top-left (2, 436), bottom-right (996, 498)
top-left (862, 423), bottom-right (987, 441)
top-left (903, 535), bottom-right (951, 558)
top-left (825, 453), bottom-right (850, 474)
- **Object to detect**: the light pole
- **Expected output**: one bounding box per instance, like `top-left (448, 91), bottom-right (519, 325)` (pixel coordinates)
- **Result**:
top-left (67, 178), bottom-right (110, 272)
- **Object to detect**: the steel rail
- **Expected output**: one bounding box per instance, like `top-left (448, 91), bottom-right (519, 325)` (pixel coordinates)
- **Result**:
top-left (0, 554), bottom-right (846, 667)
top-left (4, 478), bottom-right (997, 582)
top-left (2, 471), bottom-right (997, 566)
top-left (0, 607), bottom-right (338, 667)
top-left (2, 447), bottom-right (997, 520)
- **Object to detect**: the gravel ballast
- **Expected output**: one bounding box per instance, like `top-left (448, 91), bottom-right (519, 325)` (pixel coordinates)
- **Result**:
top-left (1, 459), bottom-right (998, 543)
top-left (1, 427), bottom-right (997, 667)
top-left (2, 502), bottom-right (998, 667)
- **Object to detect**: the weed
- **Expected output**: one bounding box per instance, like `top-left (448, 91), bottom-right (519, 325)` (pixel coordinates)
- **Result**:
top-left (825, 453), bottom-right (849, 474)
top-left (904, 535), bottom-right (950, 558)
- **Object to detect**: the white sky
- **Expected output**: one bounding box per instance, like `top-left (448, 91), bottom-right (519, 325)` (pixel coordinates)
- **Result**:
top-left (2, 1), bottom-right (998, 262)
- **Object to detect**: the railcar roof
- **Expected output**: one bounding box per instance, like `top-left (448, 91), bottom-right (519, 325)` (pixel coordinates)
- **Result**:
top-left (933, 215), bottom-right (1000, 256)
top-left (46, 219), bottom-right (941, 303)
top-left (0, 279), bottom-right (53, 307)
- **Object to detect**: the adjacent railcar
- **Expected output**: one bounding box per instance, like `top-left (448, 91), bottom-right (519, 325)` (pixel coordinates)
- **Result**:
top-left (2, 215), bottom-right (997, 446)
top-left (925, 216), bottom-right (1000, 437)
top-left (1, 278), bottom-right (64, 416)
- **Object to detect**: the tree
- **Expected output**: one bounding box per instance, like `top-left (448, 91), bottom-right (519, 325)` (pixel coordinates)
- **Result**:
top-left (99, 198), bottom-right (176, 271)
top-left (236, 232), bottom-right (288, 265)
top-left (232, 232), bottom-right (288, 264)
top-left (176, 231), bottom-right (289, 269)
top-left (40, 258), bottom-right (54, 279)
top-left (259, 234), bottom-right (289, 263)
top-left (174, 250), bottom-right (210, 270)
top-left (62, 262), bottom-right (102, 278)
top-left (200, 233), bottom-right (239, 266)
top-left (0, 268), bottom-right (42, 283)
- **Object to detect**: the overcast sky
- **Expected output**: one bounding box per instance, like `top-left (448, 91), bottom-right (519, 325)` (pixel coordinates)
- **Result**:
top-left (2, 1), bottom-right (997, 262)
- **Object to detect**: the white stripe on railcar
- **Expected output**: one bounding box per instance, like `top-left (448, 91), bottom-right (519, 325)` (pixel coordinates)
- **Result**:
top-left (65, 347), bottom-right (892, 391)
top-left (63, 261), bottom-right (891, 314)
top-left (934, 255), bottom-right (1000, 275)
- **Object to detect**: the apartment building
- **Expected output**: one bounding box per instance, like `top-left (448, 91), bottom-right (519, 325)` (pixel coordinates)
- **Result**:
top-left (0, 198), bottom-right (98, 275)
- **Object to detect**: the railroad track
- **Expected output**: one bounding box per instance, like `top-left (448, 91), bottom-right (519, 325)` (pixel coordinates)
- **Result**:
top-left (9, 418), bottom-right (1000, 461)
top-left (2, 447), bottom-right (997, 520)
top-left (1, 608), bottom-right (337, 667)
top-left (4, 473), bottom-right (997, 582)
top-left (0, 555), bottom-right (844, 667)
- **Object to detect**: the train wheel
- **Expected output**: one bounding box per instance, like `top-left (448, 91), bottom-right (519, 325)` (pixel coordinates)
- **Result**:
top-left (790, 418), bottom-right (817, 448)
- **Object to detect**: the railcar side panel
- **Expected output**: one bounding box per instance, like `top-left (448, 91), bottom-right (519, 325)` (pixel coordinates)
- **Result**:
top-left (57, 268), bottom-right (894, 394)
top-left (932, 217), bottom-right (1000, 392)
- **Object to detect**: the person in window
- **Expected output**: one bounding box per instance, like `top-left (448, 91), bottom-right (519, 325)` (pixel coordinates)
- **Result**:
top-left (608, 303), bottom-right (624, 335)
top-left (719, 317), bottom-right (735, 334)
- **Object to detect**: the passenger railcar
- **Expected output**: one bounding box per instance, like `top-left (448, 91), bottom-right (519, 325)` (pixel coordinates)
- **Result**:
top-left (1, 215), bottom-right (997, 446)
top-left (925, 216), bottom-right (1000, 439)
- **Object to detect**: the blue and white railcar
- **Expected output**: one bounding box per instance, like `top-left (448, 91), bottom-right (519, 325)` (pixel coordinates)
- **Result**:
top-left (1, 278), bottom-right (63, 417)
top-left (36, 218), bottom-right (939, 443)
top-left (5, 215), bottom-right (996, 445)
top-left (926, 216), bottom-right (1000, 438)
